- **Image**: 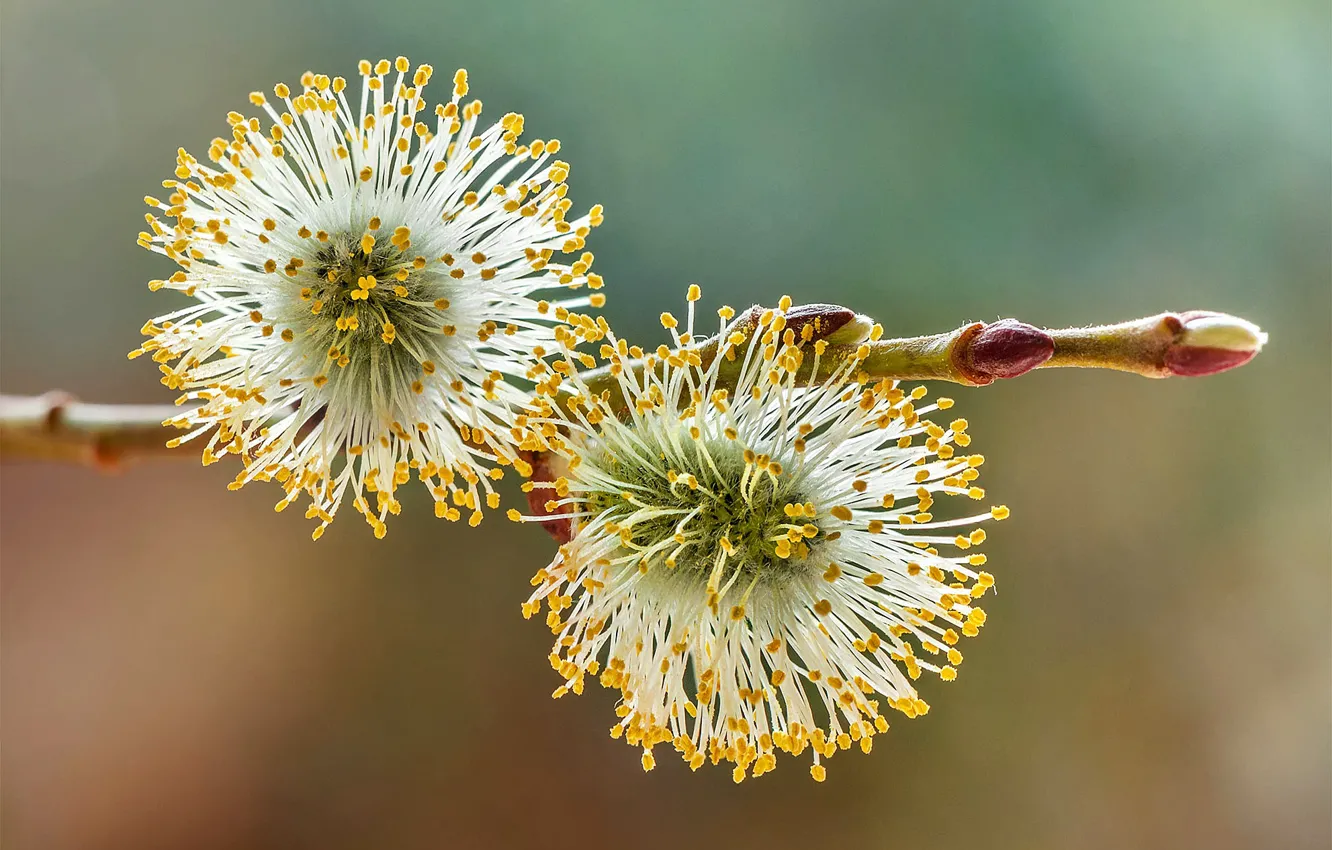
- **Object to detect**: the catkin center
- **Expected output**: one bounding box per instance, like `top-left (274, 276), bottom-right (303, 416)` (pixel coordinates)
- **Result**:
top-left (587, 438), bottom-right (829, 586)
top-left (267, 224), bottom-right (461, 412)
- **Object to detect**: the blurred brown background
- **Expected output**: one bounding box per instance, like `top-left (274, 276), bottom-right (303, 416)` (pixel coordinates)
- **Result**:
top-left (2, 0), bottom-right (1329, 848)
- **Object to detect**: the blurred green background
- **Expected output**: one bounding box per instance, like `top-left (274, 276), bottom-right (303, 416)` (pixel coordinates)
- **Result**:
top-left (2, 0), bottom-right (1328, 848)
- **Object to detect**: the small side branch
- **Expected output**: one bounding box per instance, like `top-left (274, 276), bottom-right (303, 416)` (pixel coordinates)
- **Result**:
top-left (580, 307), bottom-right (1264, 407)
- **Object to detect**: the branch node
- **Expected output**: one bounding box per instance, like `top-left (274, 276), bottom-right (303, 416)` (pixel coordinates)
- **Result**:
top-left (40, 390), bottom-right (76, 432)
top-left (954, 320), bottom-right (1055, 385)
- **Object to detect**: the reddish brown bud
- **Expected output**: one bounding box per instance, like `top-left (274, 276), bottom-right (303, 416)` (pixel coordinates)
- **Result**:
top-left (1164, 311), bottom-right (1267, 377)
top-left (783, 304), bottom-right (865, 343)
top-left (956, 319), bottom-right (1055, 384)
top-left (520, 449), bottom-right (575, 543)
top-left (732, 303), bottom-right (873, 345)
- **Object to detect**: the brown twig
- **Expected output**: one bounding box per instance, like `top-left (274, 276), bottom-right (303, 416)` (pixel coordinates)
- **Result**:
top-left (0, 393), bottom-right (183, 469)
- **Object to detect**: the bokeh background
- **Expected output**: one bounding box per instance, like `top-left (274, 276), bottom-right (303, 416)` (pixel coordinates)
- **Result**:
top-left (2, 1), bottom-right (1328, 848)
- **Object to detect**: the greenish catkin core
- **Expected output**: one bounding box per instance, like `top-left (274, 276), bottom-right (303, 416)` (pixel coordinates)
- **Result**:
top-left (307, 230), bottom-right (436, 338)
top-left (585, 437), bottom-right (830, 586)
top-left (266, 227), bottom-right (459, 412)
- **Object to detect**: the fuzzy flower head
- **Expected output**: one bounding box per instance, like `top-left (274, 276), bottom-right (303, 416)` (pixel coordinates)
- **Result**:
top-left (517, 289), bottom-right (1007, 782)
top-left (132, 58), bottom-right (605, 538)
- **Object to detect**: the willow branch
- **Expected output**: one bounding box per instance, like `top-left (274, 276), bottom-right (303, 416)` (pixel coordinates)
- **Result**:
top-left (0, 308), bottom-right (1265, 468)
